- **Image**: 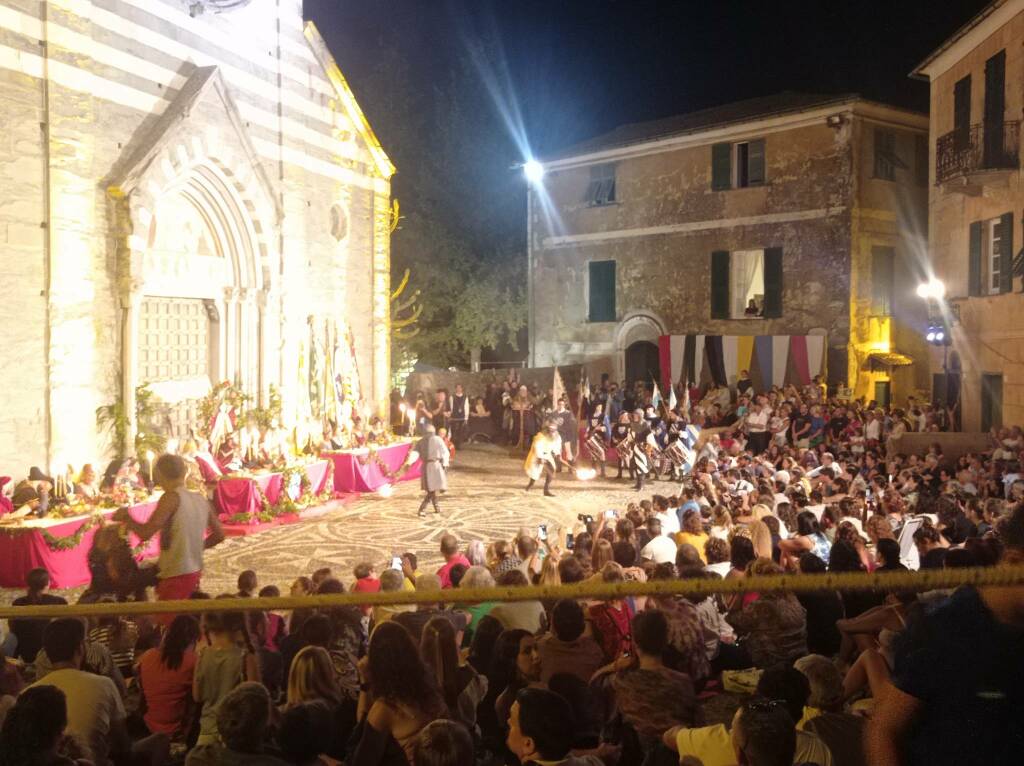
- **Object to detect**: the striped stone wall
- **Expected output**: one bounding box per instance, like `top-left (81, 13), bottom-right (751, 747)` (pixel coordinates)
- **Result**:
top-left (0, 0), bottom-right (392, 472)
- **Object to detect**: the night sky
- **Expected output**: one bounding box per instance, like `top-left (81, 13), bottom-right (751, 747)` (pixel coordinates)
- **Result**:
top-left (309, 0), bottom-right (990, 160)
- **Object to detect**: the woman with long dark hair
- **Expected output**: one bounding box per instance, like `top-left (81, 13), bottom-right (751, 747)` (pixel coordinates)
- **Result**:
top-left (420, 617), bottom-right (487, 734)
top-left (137, 614), bottom-right (200, 737)
top-left (350, 621), bottom-right (447, 766)
top-left (779, 510), bottom-right (831, 569)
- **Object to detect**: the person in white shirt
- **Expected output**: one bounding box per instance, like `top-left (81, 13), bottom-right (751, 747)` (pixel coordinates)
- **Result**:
top-left (26, 618), bottom-right (146, 766)
top-left (640, 518), bottom-right (677, 564)
top-left (653, 496), bottom-right (681, 536)
top-left (745, 403), bottom-right (770, 455)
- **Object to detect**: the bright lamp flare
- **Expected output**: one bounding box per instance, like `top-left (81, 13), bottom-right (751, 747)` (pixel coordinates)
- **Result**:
top-left (524, 159), bottom-right (545, 184)
top-left (576, 468), bottom-right (597, 481)
top-left (916, 279), bottom-right (946, 300)
top-left (377, 484), bottom-right (394, 498)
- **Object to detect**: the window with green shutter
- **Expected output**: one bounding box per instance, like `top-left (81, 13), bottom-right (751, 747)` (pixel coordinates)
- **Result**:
top-left (711, 143), bottom-right (732, 190)
top-left (710, 251), bottom-right (730, 319)
top-left (871, 246), bottom-right (895, 315)
top-left (968, 220), bottom-right (983, 296)
top-left (588, 260), bottom-right (616, 322)
top-left (874, 129), bottom-right (898, 181)
top-left (763, 247), bottom-right (783, 318)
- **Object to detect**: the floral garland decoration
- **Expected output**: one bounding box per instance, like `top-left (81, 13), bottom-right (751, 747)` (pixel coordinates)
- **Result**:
top-left (223, 460), bottom-right (337, 525)
top-left (0, 512), bottom-right (154, 555)
top-left (355, 444), bottom-right (417, 484)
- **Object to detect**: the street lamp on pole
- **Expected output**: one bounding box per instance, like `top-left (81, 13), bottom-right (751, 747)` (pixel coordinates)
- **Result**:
top-left (917, 277), bottom-right (956, 426)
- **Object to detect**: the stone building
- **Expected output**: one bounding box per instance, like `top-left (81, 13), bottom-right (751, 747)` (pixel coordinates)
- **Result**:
top-left (913, 0), bottom-right (1024, 430)
top-left (0, 0), bottom-right (393, 472)
top-left (528, 92), bottom-right (929, 404)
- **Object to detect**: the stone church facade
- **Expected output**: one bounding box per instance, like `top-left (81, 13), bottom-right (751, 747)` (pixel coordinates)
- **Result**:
top-left (0, 0), bottom-right (393, 472)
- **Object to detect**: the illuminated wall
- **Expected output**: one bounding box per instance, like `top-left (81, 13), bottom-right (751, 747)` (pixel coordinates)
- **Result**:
top-left (0, 2), bottom-right (392, 472)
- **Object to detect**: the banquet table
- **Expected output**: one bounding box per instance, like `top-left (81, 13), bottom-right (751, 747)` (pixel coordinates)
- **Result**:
top-left (324, 440), bottom-right (422, 493)
top-left (0, 500), bottom-right (161, 589)
top-left (213, 459), bottom-right (331, 521)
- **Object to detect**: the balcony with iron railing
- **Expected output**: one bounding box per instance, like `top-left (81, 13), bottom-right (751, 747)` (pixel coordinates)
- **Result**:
top-left (936, 120), bottom-right (1020, 186)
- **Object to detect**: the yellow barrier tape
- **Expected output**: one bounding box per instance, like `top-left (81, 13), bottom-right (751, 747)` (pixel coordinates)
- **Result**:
top-left (1, 565), bottom-right (1022, 620)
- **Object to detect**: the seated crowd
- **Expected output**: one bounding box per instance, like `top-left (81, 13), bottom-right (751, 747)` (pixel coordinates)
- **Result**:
top-left (1, 376), bottom-right (1023, 765)
top-left (0, 486), bottom-right (1022, 766)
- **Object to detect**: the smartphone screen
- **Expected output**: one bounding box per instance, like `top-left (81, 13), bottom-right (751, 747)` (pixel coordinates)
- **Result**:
top-left (566, 532), bottom-right (575, 549)
top-left (538, 524), bottom-right (548, 541)
top-left (605, 510), bottom-right (615, 519)
top-left (390, 556), bottom-right (403, 570)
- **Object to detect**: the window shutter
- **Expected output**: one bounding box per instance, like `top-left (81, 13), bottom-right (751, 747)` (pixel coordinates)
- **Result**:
top-left (999, 211), bottom-right (1014, 294)
top-left (762, 247), bottom-right (783, 318)
top-left (984, 51), bottom-right (1006, 166)
top-left (711, 143), bottom-right (732, 190)
top-left (748, 139), bottom-right (765, 185)
top-left (954, 76), bottom-right (971, 150)
top-left (968, 220), bottom-right (983, 296)
top-left (588, 260), bottom-right (616, 321)
top-left (710, 251), bottom-right (730, 318)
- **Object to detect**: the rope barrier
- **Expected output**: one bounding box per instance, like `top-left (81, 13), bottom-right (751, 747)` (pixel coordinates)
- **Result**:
top-left (2, 565), bottom-right (1023, 620)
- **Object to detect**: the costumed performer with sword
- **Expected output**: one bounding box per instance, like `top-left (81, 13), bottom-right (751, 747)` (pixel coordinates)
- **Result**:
top-left (524, 419), bottom-right (561, 497)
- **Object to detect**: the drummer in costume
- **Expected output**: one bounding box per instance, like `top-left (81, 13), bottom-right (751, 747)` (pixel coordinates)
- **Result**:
top-left (630, 409), bottom-right (658, 492)
top-left (554, 398), bottom-right (578, 473)
top-left (584, 404), bottom-right (609, 477)
top-left (610, 412), bottom-right (634, 480)
top-left (524, 420), bottom-right (562, 497)
top-left (416, 424), bottom-right (450, 517)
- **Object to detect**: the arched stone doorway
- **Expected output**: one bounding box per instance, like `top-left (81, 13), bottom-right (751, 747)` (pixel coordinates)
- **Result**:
top-left (625, 341), bottom-right (660, 386)
top-left (110, 67), bottom-right (281, 441)
top-left (614, 311), bottom-right (665, 384)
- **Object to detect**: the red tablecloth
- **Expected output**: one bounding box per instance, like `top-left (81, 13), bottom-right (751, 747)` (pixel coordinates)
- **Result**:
top-left (213, 460), bottom-right (331, 521)
top-left (325, 441), bottom-right (421, 493)
top-left (0, 501), bottom-right (160, 589)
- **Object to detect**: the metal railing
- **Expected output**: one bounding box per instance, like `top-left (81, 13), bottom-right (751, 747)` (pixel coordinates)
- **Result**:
top-left (936, 120), bottom-right (1020, 183)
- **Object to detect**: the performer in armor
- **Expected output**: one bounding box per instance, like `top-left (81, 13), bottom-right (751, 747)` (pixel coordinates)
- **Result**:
top-left (554, 398), bottom-right (578, 473)
top-left (524, 420), bottom-right (561, 497)
top-left (610, 412), bottom-right (634, 480)
top-left (416, 424), bottom-right (449, 517)
top-left (584, 404), bottom-right (609, 477)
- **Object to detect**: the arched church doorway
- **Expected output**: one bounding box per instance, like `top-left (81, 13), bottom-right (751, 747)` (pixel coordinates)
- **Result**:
top-left (625, 341), bottom-right (660, 387)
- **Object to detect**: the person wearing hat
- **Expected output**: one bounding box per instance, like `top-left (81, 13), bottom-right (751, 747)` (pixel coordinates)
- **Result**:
top-left (415, 424), bottom-right (449, 517)
top-left (524, 420), bottom-right (561, 497)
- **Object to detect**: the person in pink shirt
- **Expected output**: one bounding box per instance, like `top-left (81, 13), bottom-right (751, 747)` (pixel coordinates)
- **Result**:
top-left (436, 534), bottom-right (471, 589)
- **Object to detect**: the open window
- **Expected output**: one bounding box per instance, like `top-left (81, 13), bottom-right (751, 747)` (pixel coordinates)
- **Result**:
top-left (711, 248), bottom-right (783, 319)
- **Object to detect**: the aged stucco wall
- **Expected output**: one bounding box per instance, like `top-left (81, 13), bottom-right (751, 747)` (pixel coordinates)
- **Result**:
top-left (926, 8), bottom-right (1024, 429)
top-left (532, 118), bottom-right (856, 385)
top-left (531, 100), bottom-right (929, 398)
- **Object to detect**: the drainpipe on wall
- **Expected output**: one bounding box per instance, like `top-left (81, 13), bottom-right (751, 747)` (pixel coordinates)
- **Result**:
top-left (526, 188), bottom-right (535, 368)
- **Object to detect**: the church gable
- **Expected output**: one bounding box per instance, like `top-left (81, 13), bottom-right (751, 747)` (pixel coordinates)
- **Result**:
top-left (303, 22), bottom-right (396, 182)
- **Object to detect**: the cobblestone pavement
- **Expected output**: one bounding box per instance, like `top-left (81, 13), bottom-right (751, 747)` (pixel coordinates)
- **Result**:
top-left (2, 445), bottom-right (667, 603)
top-left (197, 443), bottom-right (656, 595)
